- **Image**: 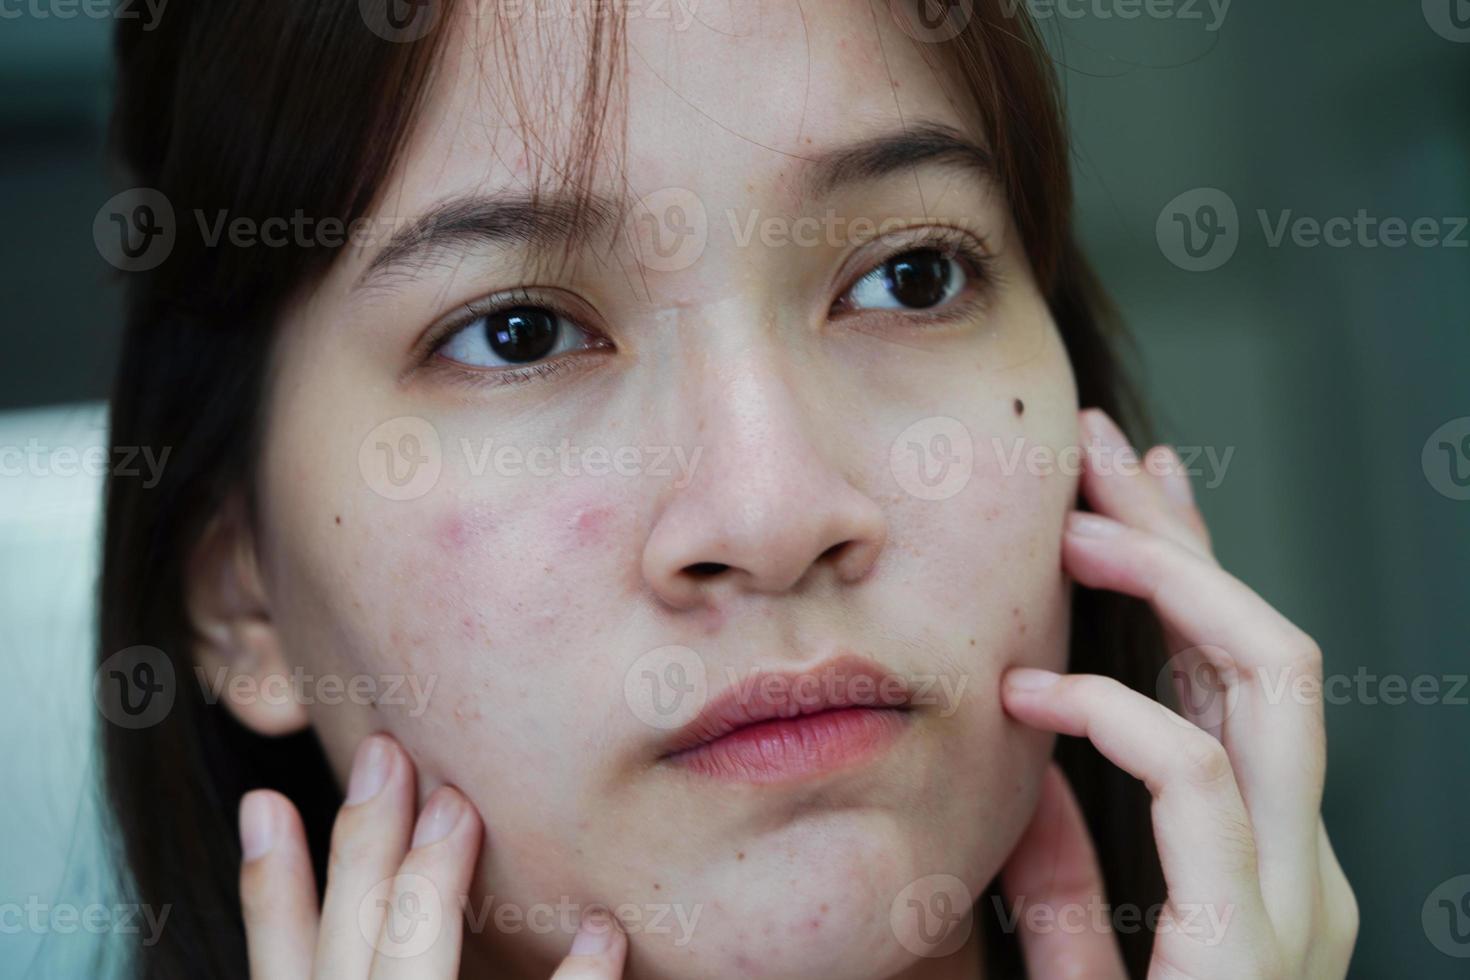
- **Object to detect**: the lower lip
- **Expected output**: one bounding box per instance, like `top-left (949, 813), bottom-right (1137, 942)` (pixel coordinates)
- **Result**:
top-left (665, 708), bottom-right (910, 783)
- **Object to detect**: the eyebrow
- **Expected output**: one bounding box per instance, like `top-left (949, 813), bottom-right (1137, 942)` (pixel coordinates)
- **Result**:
top-left (357, 120), bottom-right (994, 289)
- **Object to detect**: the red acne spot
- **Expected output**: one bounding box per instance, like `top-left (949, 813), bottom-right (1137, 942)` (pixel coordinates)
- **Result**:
top-left (437, 513), bottom-right (469, 550)
top-left (736, 851), bottom-right (745, 861)
top-left (570, 505), bottom-right (614, 546)
top-left (334, 515), bottom-right (342, 525)
top-left (820, 904), bottom-right (829, 914)
top-left (653, 883), bottom-right (661, 891)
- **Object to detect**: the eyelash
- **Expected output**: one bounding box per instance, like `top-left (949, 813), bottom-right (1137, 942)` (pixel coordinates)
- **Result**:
top-left (417, 226), bottom-right (998, 389)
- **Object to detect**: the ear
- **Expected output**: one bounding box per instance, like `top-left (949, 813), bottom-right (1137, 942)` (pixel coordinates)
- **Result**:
top-left (186, 495), bottom-right (309, 736)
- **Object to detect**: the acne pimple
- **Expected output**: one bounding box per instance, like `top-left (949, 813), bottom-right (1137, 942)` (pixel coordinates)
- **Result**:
top-left (570, 504), bottom-right (615, 546)
top-left (334, 514), bottom-right (342, 525)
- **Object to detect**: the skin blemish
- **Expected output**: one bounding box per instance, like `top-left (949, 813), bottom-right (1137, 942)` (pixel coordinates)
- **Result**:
top-left (736, 851), bottom-right (745, 861)
top-left (334, 514), bottom-right (342, 525)
top-left (1014, 397), bottom-right (1025, 416)
top-left (570, 504), bottom-right (615, 547)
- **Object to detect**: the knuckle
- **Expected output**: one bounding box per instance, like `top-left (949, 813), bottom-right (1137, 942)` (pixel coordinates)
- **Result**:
top-left (1175, 730), bottom-right (1234, 789)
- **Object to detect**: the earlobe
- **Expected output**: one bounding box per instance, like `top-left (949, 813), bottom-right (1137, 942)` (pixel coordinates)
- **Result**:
top-left (186, 497), bottom-right (309, 737)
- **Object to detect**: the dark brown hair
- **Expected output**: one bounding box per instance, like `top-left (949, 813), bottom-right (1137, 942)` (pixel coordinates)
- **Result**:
top-left (100, 2), bottom-right (1164, 977)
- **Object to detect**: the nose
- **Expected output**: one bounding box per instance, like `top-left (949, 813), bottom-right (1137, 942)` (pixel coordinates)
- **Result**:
top-left (641, 365), bottom-right (888, 611)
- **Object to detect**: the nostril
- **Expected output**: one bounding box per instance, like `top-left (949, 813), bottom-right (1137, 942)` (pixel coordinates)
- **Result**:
top-left (686, 562), bottom-right (730, 578)
top-left (819, 541), bottom-right (848, 562)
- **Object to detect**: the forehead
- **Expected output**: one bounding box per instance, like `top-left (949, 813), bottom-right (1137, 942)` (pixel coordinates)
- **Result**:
top-left (393, 0), bottom-right (977, 206)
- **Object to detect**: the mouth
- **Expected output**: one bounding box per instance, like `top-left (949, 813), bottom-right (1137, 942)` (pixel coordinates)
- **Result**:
top-left (658, 654), bottom-right (916, 784)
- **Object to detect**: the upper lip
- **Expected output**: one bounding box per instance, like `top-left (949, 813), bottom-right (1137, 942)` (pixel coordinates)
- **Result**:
top-left (660, 653), bottom-right (915, 758)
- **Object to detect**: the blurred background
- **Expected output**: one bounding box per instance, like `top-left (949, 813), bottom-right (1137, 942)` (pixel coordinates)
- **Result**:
top-left (0, 1), bottom-right (1465, 977)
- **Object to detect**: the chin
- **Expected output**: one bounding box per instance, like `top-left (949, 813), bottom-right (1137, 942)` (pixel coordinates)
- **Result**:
top-left (617, 812), bottom-right (987, 980)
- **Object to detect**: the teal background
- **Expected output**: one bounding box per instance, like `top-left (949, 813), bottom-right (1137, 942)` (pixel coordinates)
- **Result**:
top-left (0, 2), bottom-right (1466, 977)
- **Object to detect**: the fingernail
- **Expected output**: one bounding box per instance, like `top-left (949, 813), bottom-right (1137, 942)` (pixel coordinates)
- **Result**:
top-left (1067, 512), bottom-right (1123, 538)
top-left (570, 907), bottom-right (614, 955)
top-left (346, 736), bottom-right (390, 806)
top-left (1006, 668), bottom-right (1061, 691)
top-left (239, 792), bottom-right (276, 861)
top-left (412, 792), bottom-right (463, 848)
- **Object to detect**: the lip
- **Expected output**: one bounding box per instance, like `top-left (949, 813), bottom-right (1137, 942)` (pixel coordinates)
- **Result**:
top-left (659, 654), bottom-right (916, 784)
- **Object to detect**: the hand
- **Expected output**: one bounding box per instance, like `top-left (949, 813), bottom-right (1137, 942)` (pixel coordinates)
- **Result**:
top-left (998, 408), bottom-right (1359, 979)
top-left (237, 733), bottom-right (627, 979)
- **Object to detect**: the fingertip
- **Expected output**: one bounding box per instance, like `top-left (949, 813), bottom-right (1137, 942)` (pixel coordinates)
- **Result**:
top-left (239, 789), bottom-right (280, 862)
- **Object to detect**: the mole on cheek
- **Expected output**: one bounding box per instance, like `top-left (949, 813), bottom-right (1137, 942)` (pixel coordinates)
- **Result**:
top-left (1013, 397), bottom-right (1025, 417)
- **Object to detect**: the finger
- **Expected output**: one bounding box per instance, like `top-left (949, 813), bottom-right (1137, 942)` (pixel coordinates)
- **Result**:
top-left (239, 790), bottom-right (318, 980)
top-left (549, 907), bottom-right (629, 979)
top-left (314, 734), bottom-right (417, 976)
top-left (369, 787), bottom-right (483, 979)
top-left (1078, 409), bottom-right (1212, 559)
top-left (1063, 511), bottom-right (1327, 915)
top-left (1001, 668), bottom-right (1274, 953)
top-left (999, 764), bottom-right (1127, 980)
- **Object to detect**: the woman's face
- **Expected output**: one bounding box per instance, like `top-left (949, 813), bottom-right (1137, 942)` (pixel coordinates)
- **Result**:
top-left (252, 2), bottom-right (1078, 977)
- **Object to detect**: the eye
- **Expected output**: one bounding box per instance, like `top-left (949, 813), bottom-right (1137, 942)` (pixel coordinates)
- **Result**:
top-left (435, 304), bottom-right (601, 370)
top-left (840, 247), bottom-right (969, 312)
